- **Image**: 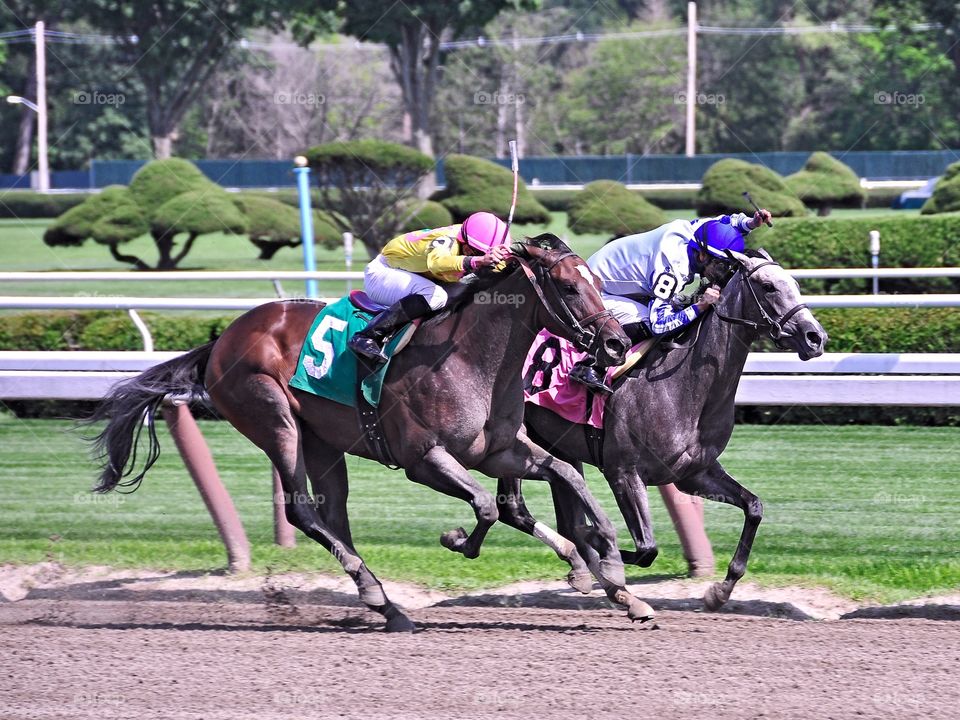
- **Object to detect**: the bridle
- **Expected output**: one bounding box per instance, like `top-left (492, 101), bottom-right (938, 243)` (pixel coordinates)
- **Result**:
top-left (714, 258), bottom-right (808, 346)
top-left (516, 248), bottom-right (616, 356)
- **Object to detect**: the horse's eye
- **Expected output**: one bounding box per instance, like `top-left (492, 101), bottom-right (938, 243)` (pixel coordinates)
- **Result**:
top-left (563, 283), bottom-right (578, 295)
top-left (762, 282), bottom-right (776, 293)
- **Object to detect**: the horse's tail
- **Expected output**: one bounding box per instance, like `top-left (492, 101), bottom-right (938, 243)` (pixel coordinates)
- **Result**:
top-left (85, 341), bottom-right (215, 493)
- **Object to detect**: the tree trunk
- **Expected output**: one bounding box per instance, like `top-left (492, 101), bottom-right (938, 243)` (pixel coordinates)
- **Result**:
top-left (152, 134), bottom-right (174, 159)
top-left (12, 61), bottom-right (36, 175)
top-left (388, 21), bottom-right (442, 198)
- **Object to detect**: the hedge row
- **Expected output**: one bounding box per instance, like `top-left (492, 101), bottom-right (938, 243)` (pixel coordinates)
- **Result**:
top-left (0, 192), bottom-right (90, 218)
top-left (2, 306), bottom-right (958, 353)
top-left (758, 214), bottom-right (960, 294)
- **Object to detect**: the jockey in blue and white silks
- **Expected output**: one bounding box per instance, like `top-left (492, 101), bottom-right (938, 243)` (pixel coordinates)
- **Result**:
top-left (569, 209), bottom-right (771, 393)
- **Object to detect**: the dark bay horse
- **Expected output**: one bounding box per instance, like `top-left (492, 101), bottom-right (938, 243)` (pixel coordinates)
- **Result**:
top-left (496, 249), bottom-right (827, 610)
top-left (89, 235), bottom-right (658, 631)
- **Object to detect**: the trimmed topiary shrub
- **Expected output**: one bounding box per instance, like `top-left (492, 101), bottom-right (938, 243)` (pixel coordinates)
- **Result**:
top-left (42, 159), bottom-right (256, 270)
top-left (128, 157), bottom-right (215, 212)
top-left (697, 158), bottom-right (807, 217)
top-left (921, 162), bottom-right (960, 215)
top-left (568, 180), bottom-right (666, 237)
top-left (149, 189), bottom-right (248, 268)
top-left (232, 194), bottom-right (303, 259)
top-left (43, 186), bottom-right (135, 246)
top-left (785, 152), bottom-right (865, 216)
top-left (435, 154), bottom-right (550, 225)
top-left (397, 199), bottom-right (453, 233)
top-left (305, 139), bottom-right (434, 259)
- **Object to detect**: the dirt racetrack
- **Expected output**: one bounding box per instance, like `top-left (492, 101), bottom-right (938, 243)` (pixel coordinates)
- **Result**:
top-left (1, 567), bottom-right (958, 720)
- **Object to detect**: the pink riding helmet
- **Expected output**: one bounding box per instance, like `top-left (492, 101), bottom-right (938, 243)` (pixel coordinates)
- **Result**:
top-left (460, 212), bottom-right (510, 252)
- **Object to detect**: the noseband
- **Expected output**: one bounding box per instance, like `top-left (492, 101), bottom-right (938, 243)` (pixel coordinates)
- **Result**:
top-left (517, 251), bottom-right (615, 356)
top-left (714, 260), bottom-right (808, 345)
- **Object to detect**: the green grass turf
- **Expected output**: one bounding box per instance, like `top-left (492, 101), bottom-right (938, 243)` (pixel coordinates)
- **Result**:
top-left (0, 416), bottom-right (956, 602)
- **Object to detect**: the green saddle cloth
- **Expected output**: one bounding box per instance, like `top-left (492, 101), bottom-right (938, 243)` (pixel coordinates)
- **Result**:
top-left (288, 296), bottom-right (408, 408)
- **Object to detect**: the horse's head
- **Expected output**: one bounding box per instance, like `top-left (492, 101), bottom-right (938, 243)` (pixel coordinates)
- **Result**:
top-left (721, 248), bottom-right (828, 361)
top-left (512, 233), bottom-right (629, 366)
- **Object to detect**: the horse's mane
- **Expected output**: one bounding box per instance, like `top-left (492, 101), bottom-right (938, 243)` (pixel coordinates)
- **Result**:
top-left (420, 232), bottom-right (571, 329)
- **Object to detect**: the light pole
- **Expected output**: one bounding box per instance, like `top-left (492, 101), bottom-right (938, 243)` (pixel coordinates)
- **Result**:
top-left (6, 93), bottom-right (49, 192)
top-left (6, 21), bottom-right (49, 192)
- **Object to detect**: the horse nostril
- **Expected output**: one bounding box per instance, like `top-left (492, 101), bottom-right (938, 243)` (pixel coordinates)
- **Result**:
top-left (806, 331), bottom-right (822, 348)
top-left (605, 337), bottom-right (626, 357)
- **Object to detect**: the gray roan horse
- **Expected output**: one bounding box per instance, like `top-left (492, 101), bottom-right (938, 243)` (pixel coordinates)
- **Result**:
top-left (495, 248), bottom-right (827, 610)
top-left (88, 234), bottom-right (660, 631)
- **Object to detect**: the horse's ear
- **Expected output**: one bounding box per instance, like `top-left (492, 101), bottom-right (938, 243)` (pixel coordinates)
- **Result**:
top-left (726, 249), bottom-right (750, 265)
top-left (756, 247), bottom-right (773, 261)
top-left (524, 232), bottom-right (566, 251)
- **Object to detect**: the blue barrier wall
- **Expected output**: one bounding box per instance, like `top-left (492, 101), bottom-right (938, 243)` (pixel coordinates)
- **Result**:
top-left (2, 149), bottom-right (955, 190)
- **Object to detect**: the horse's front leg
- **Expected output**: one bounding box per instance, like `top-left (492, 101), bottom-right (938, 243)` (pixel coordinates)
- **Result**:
top-left (405, 446), bottom-right (498, 559)
top-left (676, 461), bottom-right (763, 610)
top-left (479, 436), bottom-right (654, 622)
top-left (495, 476), bottom-right (594, 594)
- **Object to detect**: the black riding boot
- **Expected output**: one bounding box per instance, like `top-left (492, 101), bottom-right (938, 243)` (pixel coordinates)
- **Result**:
top-left (348, 294), bottom-right (433, 364)
top-left (569, 359), bottom-right (613, 395)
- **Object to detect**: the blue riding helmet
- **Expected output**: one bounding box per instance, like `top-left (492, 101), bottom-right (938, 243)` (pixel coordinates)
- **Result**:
top-left (691, 217), bottom-right (746, 259)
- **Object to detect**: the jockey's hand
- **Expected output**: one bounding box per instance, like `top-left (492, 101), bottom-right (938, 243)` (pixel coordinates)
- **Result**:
top-left (696, 285), bottom-right (721, 312)
top-left (751, 208), bottom-right (772, 229)
top-left (473, 244), bottom-right (511, 270)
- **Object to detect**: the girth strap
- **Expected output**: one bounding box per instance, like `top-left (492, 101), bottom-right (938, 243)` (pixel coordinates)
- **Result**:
top-left (355, 359), bottom-right (399, 469)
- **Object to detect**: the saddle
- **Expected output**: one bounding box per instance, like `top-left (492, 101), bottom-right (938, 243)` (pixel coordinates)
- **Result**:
top-left (348, 290), bottom-right (417, 470)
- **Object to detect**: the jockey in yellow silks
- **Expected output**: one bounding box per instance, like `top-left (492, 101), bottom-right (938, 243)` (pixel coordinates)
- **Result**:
top-left (348, 211), bottom-right (511, 362)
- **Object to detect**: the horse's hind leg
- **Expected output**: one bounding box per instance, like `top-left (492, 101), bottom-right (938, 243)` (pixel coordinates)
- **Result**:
top-left (495, 477), bottom-right (594, 594)
top-left (602, 462), bottom-right (659, 569)
top-left (216, 378), bottom-right (413, 631)
top-left (677, 461), bottom-right (763, 611)
top-left (300, 424), bottom-right (412, 631)
top-left (405, 447), bottom-right (499, 559)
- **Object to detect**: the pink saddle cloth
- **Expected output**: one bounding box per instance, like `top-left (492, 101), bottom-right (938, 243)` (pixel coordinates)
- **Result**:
top-left (522, 330), bottom-right (619, 429)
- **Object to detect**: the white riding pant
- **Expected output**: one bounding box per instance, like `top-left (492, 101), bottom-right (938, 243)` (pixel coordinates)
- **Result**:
top-left (601, 292), bottom-right (651, 328)
top-left (363, 255), bottom-right (449, 311)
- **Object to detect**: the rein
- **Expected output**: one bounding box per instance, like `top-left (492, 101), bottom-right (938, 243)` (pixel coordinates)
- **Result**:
top-left (714, 259), bottom-right (808, 344)
top-left (516, 250), bottom-right (614, 357)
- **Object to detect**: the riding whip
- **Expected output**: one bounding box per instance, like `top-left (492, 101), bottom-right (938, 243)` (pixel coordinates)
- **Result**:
top-left (742, 191), bottom-right (773, 228)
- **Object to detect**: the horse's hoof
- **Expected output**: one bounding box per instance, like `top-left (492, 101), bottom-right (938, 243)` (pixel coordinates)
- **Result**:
top-left (703, 582), bottom-right (728, 611)
top-left (385, 614), bottom-right (417, 633)
top-left (626, 598), bottom-right (655, 623)
top-left (440, 527), bottom-right (468, 553)
top-left (598, 558), bottom-right (626, 588)
top-left (635, 546), bottom-right (659, 568)
top-left (566, 570), bottom-right (594, 595)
